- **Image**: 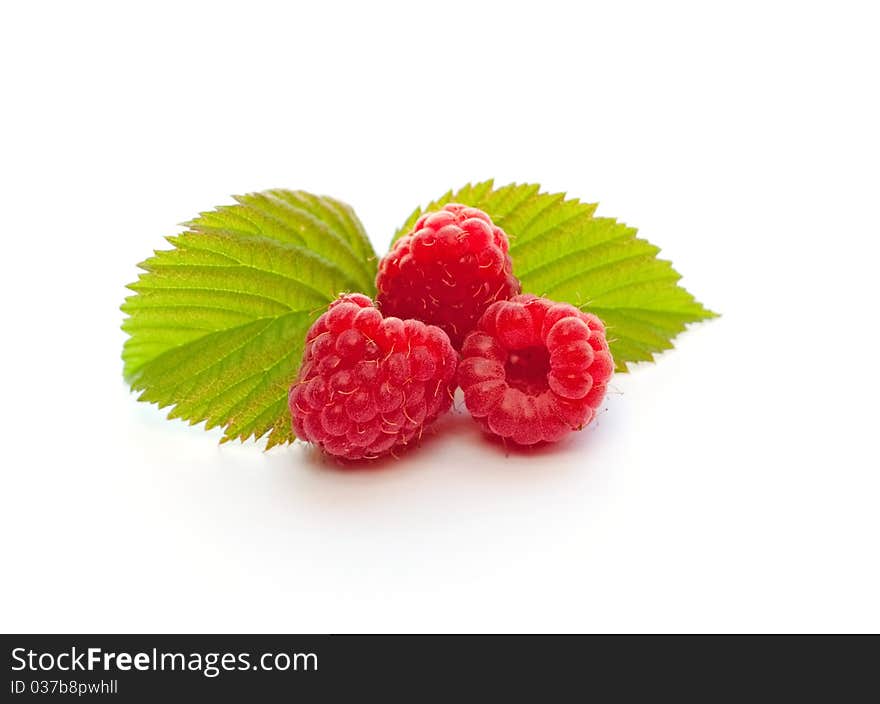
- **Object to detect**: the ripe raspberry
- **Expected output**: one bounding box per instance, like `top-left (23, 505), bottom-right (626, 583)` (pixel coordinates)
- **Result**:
top-left (289, 293), bottom-right (458, 461)
top-left (459, 295), bottom-right (614, 446)
top-left (376, 203), bottom-right (521, 349)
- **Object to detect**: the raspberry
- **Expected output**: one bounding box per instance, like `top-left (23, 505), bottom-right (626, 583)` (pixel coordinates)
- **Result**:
top-left (459, 294), bottom-right (614, 446)
top-left (376, 204), bottom-right (521, 349)
top-left (289, 293), bottom-right (458, 461)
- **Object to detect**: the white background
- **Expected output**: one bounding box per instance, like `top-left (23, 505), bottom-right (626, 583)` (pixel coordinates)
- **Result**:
top-left (2, 1), bottom-right (878, 633)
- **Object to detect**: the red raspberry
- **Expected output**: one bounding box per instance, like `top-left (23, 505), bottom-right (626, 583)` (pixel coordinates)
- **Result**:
top-left (289, 293), bottom-right (458, 461)
top-left (376, 204), bottom-right (521, 349)
top-left (458, 295), bottom-right (614, 446)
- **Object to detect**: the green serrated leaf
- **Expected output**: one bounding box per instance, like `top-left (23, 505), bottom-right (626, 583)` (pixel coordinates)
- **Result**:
top-left (395, 180), bottom-right (716, 371)
top-left (122, 190), bottom-right (377, 447)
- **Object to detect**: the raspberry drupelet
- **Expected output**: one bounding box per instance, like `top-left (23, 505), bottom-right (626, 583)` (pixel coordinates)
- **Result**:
top-left (289, 293), bottom-right (458, 461)
top-left (376, 204), bottom-right (521, 350)
top-left (458, 295), bottom-right (614, 446)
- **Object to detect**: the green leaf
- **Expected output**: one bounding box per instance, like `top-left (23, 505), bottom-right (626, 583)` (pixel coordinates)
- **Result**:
top-left (122, 190), bottom-right (377, 447)
top-left (394, 180), bottom-right (716, 371)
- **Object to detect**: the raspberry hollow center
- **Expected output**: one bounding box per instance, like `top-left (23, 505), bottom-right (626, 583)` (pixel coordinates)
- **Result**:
top-left (504, 345), bottom-right (551, 395)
